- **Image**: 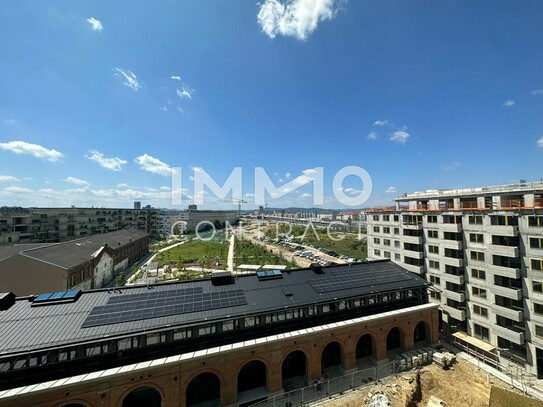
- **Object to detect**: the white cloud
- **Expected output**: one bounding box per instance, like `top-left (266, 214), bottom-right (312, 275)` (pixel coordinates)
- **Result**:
top-left (113, 68), bottom-right (141, 91)
top-left (0, 140), bottom-right (64, 162)
top-left (177, 86), bottom-right (194, 99)
top-left (538, 136), bottom-right (543, 148)
top-left (301, 192), bottom-right (312, 198)
top-left (135, 154), bottom-right (175, 177)
top-left (3, 186), bottom-right (33, 194)
top-left (285, 172), bottom-right (292, 179)
top-left (257, 0), bottom-right (337, 41)
top-left (342, 187), bottom-right (361, 196)
top-left (390, 131), bottom-right (410, 144)
top-left (443, 161), bottom-right (461, 171)
top-left (532, 89), bottom-right (543, 95)
top-left (160, 186), bottom-right (171, 191)
top-left (86, 150), bottom-right (127, 171)
top-left (177, 107), bottom-right (185, 113)
top-left (373, 120), bottom-right (389, 126)
top-left (160, 106), bottom-right (168, 111)
top-left (385, 186), bottom-right (397, 194)
top-left (65, 176), bottom-right (90, 186)
top-left (0, 175), bottom-right (20, 182)
top-left (117, 183), bottom-right (130, 188)
top-left (3, 119), bottom-right (16, 124)
top-left (367, 131), bottom-right (377, 140)
top-left (502, 100), bottom-right (515, 107)
top-left (86, 17), bottom-right (103, 31)
top-left (170, 75), bottom-right (181, 81)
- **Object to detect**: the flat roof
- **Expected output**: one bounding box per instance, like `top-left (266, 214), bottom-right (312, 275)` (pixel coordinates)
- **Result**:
top-left (0, 260), bottom-right (428, 356)
top-left (16, 229), bottom-right (148, 269)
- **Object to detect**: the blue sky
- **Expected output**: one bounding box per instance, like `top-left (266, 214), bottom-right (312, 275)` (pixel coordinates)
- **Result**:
top-left (0, 0), bottom-right (542, 210)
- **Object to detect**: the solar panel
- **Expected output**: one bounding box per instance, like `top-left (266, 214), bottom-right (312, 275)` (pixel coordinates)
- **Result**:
top-left (34, 293), bottom-right (53, 302)
top-left (257, 269), bottom-right (283, 281)
top-left (62, 290), bottom-right (80, 299)
top-left (309, 265), bottom-right (416, 293)
top-left (49, 292), bottom-right (65, 300)
top-left (81, 288), bottom-right (247, 328)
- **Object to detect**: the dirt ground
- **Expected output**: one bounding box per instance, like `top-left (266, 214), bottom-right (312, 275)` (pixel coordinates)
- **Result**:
top-left (318, 358), bottom-right (538, 407)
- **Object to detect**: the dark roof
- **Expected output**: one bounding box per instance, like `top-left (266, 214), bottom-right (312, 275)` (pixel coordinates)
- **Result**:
top-left (0, 244), bottom-right (51, 262)
top-left (17, 229), bottom-right (148, 269)
top-left (0, 260), bottom-right (428, 355)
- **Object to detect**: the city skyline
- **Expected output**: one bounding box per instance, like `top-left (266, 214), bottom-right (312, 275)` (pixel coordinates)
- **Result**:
top-left (1, 1), bottom-right (543, 209)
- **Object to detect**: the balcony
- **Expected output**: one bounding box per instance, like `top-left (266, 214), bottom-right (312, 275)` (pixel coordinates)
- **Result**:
top-left (493, 325), bottom-right (525, 345)
top-left (441, 240), bottom-right (463, 250)
top-left (488, 245), bottom-right (520, 258)
top-left (494, 305), bottom-right (523, 322)
top-left (489, 264), bottom-right (521, 279)
top-left (487, 225), bottom-right (519, 237)
top-left (442, 272), bottom-right (465, 285)
top-left (439, 223), bottom-right (462, 232)
top-left (442, 303), bottom-right (466, 321)
top-left (403, 235), bottom-right (423, 244)
top-left (445, 290), bottom-right (465, 303)
top-left (401, 263), bottom-right (424, 275)
top-left (442, 257), bottom-right (464, 268)
top-left (492, 285), bottom-right (522, 301)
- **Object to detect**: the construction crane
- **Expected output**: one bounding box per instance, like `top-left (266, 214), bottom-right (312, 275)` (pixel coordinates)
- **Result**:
top-left (218, 198), bottom-right (247, 221)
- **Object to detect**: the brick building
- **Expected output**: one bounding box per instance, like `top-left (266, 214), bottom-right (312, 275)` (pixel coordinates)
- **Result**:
top-left (0, 260), bottom-right (439, 406)
top-left (0, 229), bottom-right (149, 296)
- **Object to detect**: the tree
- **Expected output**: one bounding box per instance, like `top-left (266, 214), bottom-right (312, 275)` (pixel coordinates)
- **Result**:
top-left (116, 271), bottom-right (127, 286)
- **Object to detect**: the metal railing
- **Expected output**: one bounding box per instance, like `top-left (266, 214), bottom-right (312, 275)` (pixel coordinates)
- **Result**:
top-left (249, 360), bottom-right (411, 407)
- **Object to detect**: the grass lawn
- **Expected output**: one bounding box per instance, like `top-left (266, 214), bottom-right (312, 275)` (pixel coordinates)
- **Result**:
top-left (155, 239), bottom-right (228, 268)
top-left (235, 238), bottom-right (297, 269)
top-left (265, 224), bottom-right (367, 259)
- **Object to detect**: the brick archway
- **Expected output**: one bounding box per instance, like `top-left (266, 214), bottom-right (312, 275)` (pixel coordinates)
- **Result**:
top-left (236, 359), bottom-right (269, 394)
top-left (185, 371), bottom-right (221, 407)
top-left (117, 383), bottom-right (164, 407)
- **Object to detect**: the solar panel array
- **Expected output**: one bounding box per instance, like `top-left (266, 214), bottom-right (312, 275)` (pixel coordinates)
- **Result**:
top-left (309, 264), bottom-right (416, 294)
top-left (81, 287), bottom-right (247, 328)
top-left (32, 290), bottom-right (82, 305)
top-left (256, 269), bottom-right (283, 281)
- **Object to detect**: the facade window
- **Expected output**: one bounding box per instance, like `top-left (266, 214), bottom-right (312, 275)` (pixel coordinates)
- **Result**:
top-left (473, 304), bottom-right (488, 318)
top-left (470, 251), bottom-right (485, 262)
top-left (473, 324), bottom-right (490, 341)
top-left (372, 215), bottom-right (379, 221)
top-left (429, 260), bottom-right (440, 270)
top-left (374, 249), bottom-right (381, 256)
top-left (427, 215), bottom-right (438, 223)
top-left (536, 325), bottom-right (543, 338)
top-left (395, 253), bottom-right (401, 261)
top-left (383, 227), bottom-right (391, 234)
top-left (394, 240), bottom-right (400, 248)
top-left (394, 228), bottom-right (400, 235)
top-left (429, 275), bottom-right (440, 285)
top-left (430, 291), bottom-right (441, 300)
top-left (373, 226), bottom-right (380, 233)
top-left (394, 215), bottom-right (399, 222)
top-left (146, 332), bottom-right (160, 345)
top-left (535, 303), bottom-right (543, 315)
top-left (383, 239), bottom-right (391, 246)
top-left (532, 259), bottom-right (543, 271)
top-left (471, 268), bottom-right (486, 280)
top-left (528, 216), bottom-right (543, 227)
top-left (428, 230), bottom-right (438, 239)
top-left (470, 233), bottom-right (484, 243)
top-left (384, 251), bottom-right (391, 259)
top-left (428, 245), bottom-right (439, 254)
top-left (472, 286), bottom-right (487, 299)
top-left (373, 237), bottom-right (381, 244)
top-left (530, 237), bottom-right (543, 249)
top-left (469, 215), bottom-right (483, 225)
top-left (383, 215), bottom-right (390, 222)
top-left (533, 281), bottom-right (543, 294)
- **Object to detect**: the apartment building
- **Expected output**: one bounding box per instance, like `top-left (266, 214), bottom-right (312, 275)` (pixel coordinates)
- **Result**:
top-left (0, 206), bottom-right (237, 243)
top-left (0, 207), bottom-right (158, 243)
top-left (367, 180), bottom-right (543, 378)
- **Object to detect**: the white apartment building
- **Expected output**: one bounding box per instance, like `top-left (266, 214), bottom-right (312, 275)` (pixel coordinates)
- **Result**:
top-left (367, 180), bottom-right (543, 378)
